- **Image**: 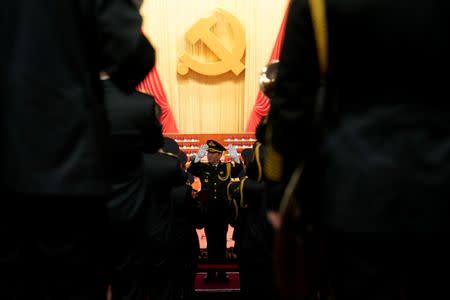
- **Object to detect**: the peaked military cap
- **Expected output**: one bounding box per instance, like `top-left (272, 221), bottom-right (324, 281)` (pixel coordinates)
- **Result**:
top-left (206, 139), bottom-right (226, 153)
top-left (240, 148), bottom-right (254, 165)
top-left (162, 137), bottom-right (180, 155)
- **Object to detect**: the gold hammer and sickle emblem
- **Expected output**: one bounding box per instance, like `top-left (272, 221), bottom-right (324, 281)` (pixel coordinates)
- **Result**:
top-left (177, 9), bottom-right (246, 76)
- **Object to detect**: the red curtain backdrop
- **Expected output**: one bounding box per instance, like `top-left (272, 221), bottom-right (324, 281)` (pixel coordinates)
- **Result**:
top-left (137, 67), bottom-right (179, 133)
top-left (245, 3), bottom-right (290, 133)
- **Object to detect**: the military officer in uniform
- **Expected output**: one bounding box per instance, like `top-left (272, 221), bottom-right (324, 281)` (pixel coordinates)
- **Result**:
top-left (143, 140), bottom-right (187, 300)
top-left (187, 139), bottom-right (242, 281)
top-left (266, 0), bottom-right (450, 299)
top-left (228, 141), bottom-right (279, 299)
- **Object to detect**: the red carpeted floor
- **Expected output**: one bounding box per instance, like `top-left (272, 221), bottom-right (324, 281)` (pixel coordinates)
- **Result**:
top-left (195, 272), bottom-right (240, 292)
top-left (106, 272), bottom-right (240, 300)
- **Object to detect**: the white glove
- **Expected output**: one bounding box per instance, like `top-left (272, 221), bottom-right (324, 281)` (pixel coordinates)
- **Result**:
top-left (99, 71), bottom-right (110, 80)
top-left (228, 144), bottom-right (240, 163)
top-left (194, 144), bottom-right (209, 163)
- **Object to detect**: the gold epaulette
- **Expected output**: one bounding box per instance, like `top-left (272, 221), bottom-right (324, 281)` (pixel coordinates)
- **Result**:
top-left (160, 150), bottom-right (179, 159)
top-left (254, 142), bottom-right (263, 182)
top-left (218, 162), bottom-right (231, 181)
top-left (264, 124), bottom-right (283, 182)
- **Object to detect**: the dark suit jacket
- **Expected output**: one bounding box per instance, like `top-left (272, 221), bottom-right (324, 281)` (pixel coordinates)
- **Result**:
top-left (104, 79), bottom-right (163, 226)
top-left (171, 181), bottom-right (201, 256)
top-left (269, 0), bottom-right (450, 232)
top-left (143, 152), bottom-right (187, 251)
top-left (232, 179), bottom-right (273, 257)
top-left (2, 0), bottom-right (155, 195)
